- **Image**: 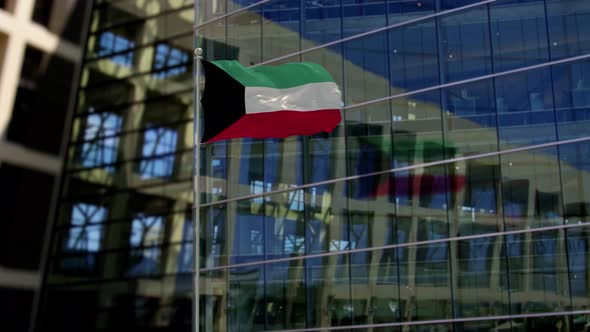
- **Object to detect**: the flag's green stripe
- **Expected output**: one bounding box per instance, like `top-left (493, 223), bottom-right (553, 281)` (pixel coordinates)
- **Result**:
top-left (210, 60), bottom-right (335, 88)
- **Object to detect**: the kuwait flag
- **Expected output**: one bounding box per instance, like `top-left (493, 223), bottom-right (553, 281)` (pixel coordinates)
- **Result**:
top-left (200, 60), bottom-right (342, 142)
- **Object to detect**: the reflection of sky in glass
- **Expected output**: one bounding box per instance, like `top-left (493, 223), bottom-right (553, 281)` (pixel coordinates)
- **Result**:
top-left (130, 214), bottom-right (163, 247)
top-left (287, 186), bottom-right (304, 211)
top-left (80, 112), bottom-right (122, 170)
top-left (139, 126), bottom-right (178, 179)
top-left (329, 239), bottom-right (350, 251)
top-left (250, 229), bottom-right (263, 254)
top-left (67, 203), bottom-right (107, 252)
top-left (251, 180), bottom-right (271, 203)
top-left (153, 44), bottom-right (189, 79)
top-left (98, 31), bottom-right (135, 66)
top-left (283, 234), bottom-right (305, 254)
top-left (127, 214), bottom-right (164, 276)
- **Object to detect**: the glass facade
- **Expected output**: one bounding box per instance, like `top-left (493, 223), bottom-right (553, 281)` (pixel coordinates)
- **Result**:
top-left (38, 0), bottom-right (590, 331)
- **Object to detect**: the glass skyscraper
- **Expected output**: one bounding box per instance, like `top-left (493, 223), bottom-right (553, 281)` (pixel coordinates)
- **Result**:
top-left (38, 0), bottom-right (590, 331)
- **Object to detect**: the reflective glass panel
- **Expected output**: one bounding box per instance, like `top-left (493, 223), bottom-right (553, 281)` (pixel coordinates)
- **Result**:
top-left (490, 0), bottom-right (549, 72)
top-left (547, 0), bottom-right (590, 60)
top-left (439, 5), bottom-right (492, 83)
top-left (501, 147), bottom-right (563, 231)
top-left (495, 68), bottom-right (557, 149)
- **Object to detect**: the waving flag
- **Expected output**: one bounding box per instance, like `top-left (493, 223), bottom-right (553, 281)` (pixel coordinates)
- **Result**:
top-left (200, 60), bottom-right (342, 142)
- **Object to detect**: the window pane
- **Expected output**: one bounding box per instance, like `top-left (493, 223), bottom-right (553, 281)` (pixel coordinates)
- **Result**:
top-left (567, 227), bottom-right (590, 311)
top-left (226, 139), bottom-right (264, 199)
top-left (501, 147), bottom-right (563, 231)
top-left (265, 262), bottom-right (306, 329)
top-left (303, 0), bottom-right (342, 46)
top-left (227, 265), bottom-right (265, 331)
top-left (389, 19), bottom-right (439, 93)
top-left (547, 0), bottom-right (590, 60)
top-left (490, 0), bottom-right (549, 72)
top-left (346, 101), bottom-right (392, 201)
top-left (388, 0), bottom-right (435, 25)
top-left (127, 214), bottom-right (164, 276)
top-left (439, 6), bottom-right (492, 82)
top-left (453, 235), bottom-right (510, 319)
top-left (442, 78), bottom-right (498, 156)
top-left (344, 31), bottom-right (390, 105)
top-left (449, 156), bottom-right (502, 236)
top-left (198, 20), bottom-right (232, 61)
top-left (343, 0), bottom-right (387, 38)
top-left (77, 112), bottom-right (122, 170)
top-left (262, 0), bottom-right (301, 61)
top-left (227, 7), bottom-right (262, 65)
top-left (96, 32), bottom-right (136, 67)
top-left (350, 220), bottom-right (401, 326)
top-left (495, 68), bottom-right (556, 149)
top-left (66, 203), bottom-right (107, 252)
top-left (139, 126), bottom-right (178, 179)
top-left (504, 230), bottom-right (570, 315)
top-left (152, 44), bottom-right (190, 79)
top-left (560, 141), bottom-right (590, 224)
top-left (553, 59), bottom-right (590, 140)
top-left (391, 90), bottom-right (445, 167)
top-left (402, 241), bottom-right (452, 321)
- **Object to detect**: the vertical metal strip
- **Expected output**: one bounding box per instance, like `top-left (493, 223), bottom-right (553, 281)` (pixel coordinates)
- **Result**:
top-left (193, 0), bottom-right (203, 327)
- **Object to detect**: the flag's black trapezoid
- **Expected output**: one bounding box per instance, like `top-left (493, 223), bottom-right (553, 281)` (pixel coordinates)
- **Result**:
top-left (200, 60), bottom-right (246, 142)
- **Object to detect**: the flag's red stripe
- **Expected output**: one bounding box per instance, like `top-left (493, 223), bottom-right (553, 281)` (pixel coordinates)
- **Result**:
top-left (206, 109), bottom-right (341, 142)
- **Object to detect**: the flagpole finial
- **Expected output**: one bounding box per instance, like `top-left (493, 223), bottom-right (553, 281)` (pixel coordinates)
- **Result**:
top-left (194, 48), bottom-right (203, 59)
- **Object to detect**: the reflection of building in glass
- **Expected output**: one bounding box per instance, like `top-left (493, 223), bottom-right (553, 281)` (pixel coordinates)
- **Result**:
top-left (0, 1), bottom-right (92, 331)
top-left (37, 0), bottom-right (590, 332)
top-left (36, 1), bottom-right (196, 330)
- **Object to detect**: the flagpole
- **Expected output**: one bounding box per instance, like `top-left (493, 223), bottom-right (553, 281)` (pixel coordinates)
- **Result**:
top-left (193, 44), bottom-right (203, 332)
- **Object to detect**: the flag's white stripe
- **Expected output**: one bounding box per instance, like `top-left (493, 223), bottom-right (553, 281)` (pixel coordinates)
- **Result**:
top-left (244, 82), bottom-right (342, 114)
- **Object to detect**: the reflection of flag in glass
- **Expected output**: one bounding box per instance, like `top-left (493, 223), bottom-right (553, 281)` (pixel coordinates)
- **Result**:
top-left (349, 126), bottom-right (465, 199)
